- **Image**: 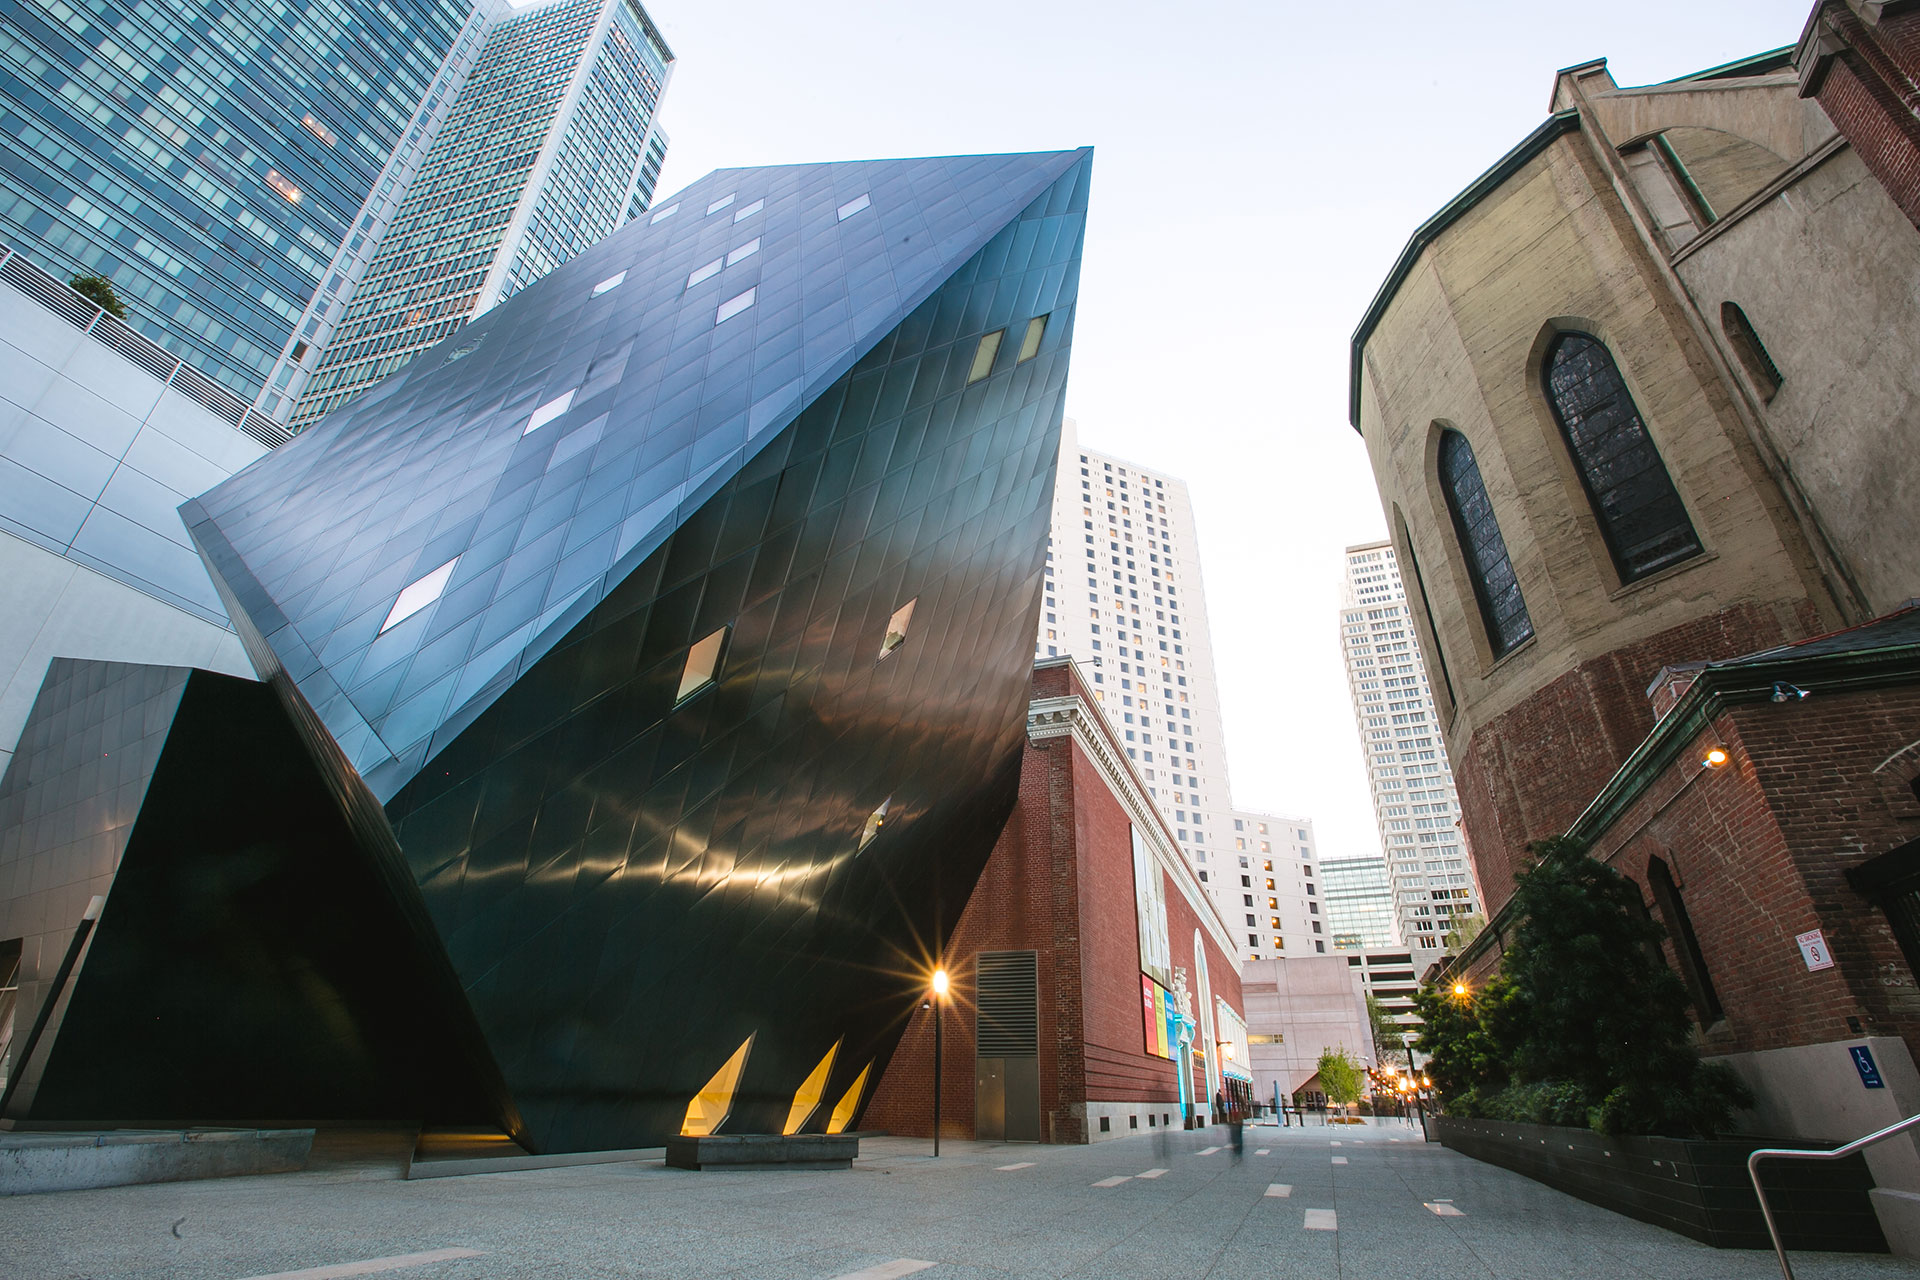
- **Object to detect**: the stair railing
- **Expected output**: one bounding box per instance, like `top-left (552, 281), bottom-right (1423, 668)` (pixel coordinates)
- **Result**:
top-left (1748, 1110), bottom-right (1920, 1280)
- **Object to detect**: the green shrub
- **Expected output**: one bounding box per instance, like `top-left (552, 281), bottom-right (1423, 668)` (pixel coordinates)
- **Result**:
top-left (69, 274), bottom-right (126, 319)
top-left (1416, 837), bottom-right (1756, 1138)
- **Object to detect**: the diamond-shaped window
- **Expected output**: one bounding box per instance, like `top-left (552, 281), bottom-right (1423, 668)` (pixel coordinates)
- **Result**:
top-left (380, 558), bottom-right (458, 634)
top-left (523, 389), bottom-right (576, 436)
top-left (677, 626), bottom-right (728, 703)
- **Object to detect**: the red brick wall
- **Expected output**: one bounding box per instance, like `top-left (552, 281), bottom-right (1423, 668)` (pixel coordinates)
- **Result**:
top-left (1810, 5), bottom-right (1920, 230)
top-left (1585, 686), bottom-right (1920, 1063)
top-left (1455, 600), bottom-right (1820, 918)
top-left (864, 662), bottom-right (1244, 1141)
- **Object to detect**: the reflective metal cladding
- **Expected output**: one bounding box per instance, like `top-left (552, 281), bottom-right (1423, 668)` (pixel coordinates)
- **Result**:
top-left (167, 149), bottom-right (1093, 1151)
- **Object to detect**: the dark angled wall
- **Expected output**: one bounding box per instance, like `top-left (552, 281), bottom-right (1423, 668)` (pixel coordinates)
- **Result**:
top-left (174, 150), bottom-right (1093, 1151)
top-left (1, 662), bottom-right (496, 1127)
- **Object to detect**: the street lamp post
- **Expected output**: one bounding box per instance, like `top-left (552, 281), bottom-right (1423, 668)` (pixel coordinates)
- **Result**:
top-left (931, 966), bottom-right (948, 1157)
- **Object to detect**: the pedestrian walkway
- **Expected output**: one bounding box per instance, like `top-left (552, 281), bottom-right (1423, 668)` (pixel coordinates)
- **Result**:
top-left (1, 1121), bottom-right (1913, 1278)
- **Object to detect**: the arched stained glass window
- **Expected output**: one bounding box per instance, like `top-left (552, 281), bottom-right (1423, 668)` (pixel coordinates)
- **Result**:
top-left (1544, 334), bottom-right (1702, 582)
top-left (1438, 430), bottom-right (1534, 658)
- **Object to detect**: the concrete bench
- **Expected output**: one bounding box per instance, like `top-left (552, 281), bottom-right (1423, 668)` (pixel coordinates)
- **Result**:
top-left (665, 1133), bottom-right (858, 1170)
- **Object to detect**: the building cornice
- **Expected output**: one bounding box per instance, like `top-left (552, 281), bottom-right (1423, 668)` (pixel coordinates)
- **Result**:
top-left (1347, 111), bottom-right (1581, 434)
top-left (1027, 685), bottom-right (1239, 959)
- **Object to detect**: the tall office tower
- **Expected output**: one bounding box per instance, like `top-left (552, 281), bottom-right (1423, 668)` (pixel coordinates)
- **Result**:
top-left (290, 0), bottom-right (674, 430)
top-left (1038, 419), bottom-right (1320, 958)
top-left (1320, 854), bottom-right (1397, 952)
top-left (0, 0), bottom-right (482, 404)
top-left (1339, 539), bottom-right (1482, 948)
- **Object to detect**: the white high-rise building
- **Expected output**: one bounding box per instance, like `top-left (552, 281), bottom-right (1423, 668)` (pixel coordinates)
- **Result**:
top-left (1339, 540), bottom-right (1482, 949)
top-left (1037, 419), bottom-right (1322, 959)
top-left (290, 0), bottom-right (673, 429)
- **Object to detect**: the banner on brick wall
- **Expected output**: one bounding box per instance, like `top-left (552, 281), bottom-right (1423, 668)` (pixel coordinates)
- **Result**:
top-left (1132, 825), bottom-right (1172, 988)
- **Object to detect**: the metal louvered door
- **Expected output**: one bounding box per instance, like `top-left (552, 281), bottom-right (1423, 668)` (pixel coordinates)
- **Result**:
top-left (975, 950), bottom-right (1039, 1142)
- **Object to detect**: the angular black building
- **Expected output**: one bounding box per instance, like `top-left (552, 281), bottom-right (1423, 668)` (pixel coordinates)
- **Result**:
top-left (0, 150), bottom-right (1090, 1151)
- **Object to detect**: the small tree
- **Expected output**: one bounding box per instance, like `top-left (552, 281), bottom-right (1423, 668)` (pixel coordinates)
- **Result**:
top-left (1443, 911), bottom-right (1485, 951)
top-left (1317, 1046), bottom-right (1364, 1120)
top-left (69, 274), bottom-right (126, 319)
top-left (1365, 992), bottom-right (1403, 1064)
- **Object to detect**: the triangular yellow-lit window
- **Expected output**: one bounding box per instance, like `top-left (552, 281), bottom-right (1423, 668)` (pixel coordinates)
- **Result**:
top-left (825, 1061), bottom-right (872, 1134)
top-left (783, 1040), bottom-right (840, 1135)
top-left (681, 1034), bottom-right (753, 1136)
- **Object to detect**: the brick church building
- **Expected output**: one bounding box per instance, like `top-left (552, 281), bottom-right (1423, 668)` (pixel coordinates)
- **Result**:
top-left (1347, 6), bottom-right (1920, 1250)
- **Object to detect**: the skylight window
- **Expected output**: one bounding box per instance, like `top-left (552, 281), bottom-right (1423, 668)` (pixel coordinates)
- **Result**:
top-left (879, 598), bottom-right (917, 659)
top-left (707, 193), bottom-right (736, 215)
top-left (591, 271), bottom-right (627, 297)
top-left (1018, 314), bottom-right (1048, 362)
top-left (523, 388), bottom-right (575, 435)
top-left (967, 329), bottom-right (1004, 384)
top-left (380, 558), bottom-right (458, 634)
top-left (688, 258), bottom-right (723, 288)
top-left (858, 797), bottom-right (891, 852)
top-left (677, 626), bottom-right (728, 703)
top-left (732, 198), bottom-right (764, 222)
top-left (725, 238), bottom-right (760, 266)
top-left (716, 287), bottom-right (756, 325)
top-left (837, 193), bottom-right (870, 221)
top-left (649, 203), bottom-right (679, 223)
top-left (264, 170), bottom-right (302, 203)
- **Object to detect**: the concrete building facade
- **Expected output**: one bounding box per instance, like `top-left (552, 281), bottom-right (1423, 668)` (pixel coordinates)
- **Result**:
top-left (0, 243), bottom-right (273, 777)
top-left (290, 0), bottom-right (673, 430)
top-left (865, 661), bottom-right (1250, 1143)
top-left (1240, 955), bottom-right (1370, 1110)
top-left (1339, 539), bottom-right (1481, 948)
top-left (1037, 418), bottom-right (1320, 961)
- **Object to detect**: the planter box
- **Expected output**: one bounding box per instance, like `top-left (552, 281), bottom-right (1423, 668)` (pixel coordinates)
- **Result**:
top-left (664, 1134), bottom-right (858, 1171)
top-left (1434, 1116), bottom-right (1884, 1251)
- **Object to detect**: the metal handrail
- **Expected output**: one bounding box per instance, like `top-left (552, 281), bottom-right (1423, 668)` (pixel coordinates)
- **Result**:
top-left (1748, 1110), bottom-right (1920, 1279)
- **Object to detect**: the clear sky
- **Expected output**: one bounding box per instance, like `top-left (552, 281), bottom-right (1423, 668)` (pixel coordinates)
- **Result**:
top-left (642, 0), bottom-right (1815, 866)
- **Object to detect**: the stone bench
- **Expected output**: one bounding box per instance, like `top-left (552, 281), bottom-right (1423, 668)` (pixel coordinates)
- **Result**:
top-left (665, 1133), bottom-right (858, 1170)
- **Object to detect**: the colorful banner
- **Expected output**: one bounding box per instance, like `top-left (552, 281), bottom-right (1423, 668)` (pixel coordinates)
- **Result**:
top-left (1141, 974), bottom-right (1176, 1059)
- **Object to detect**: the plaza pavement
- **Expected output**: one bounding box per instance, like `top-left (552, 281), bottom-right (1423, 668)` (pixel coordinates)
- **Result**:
top-left (4, 1117), bottom-right (1917, 1279)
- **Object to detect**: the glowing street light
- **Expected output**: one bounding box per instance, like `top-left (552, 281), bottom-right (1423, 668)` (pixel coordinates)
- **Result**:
top-left (930, 965), bottom-right (949, 1157)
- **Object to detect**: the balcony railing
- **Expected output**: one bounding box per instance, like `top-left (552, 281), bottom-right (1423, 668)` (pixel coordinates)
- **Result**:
top-left (0, 241), bottom-right (291, 450)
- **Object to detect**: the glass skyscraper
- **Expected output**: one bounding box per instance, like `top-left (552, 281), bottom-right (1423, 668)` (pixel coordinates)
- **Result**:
top-left (0, 0), bottom-right (481, 402)
top-left (1320, 853), bottom-right (1397, 951)
top-left (290, 0), bottom-right (673, 431)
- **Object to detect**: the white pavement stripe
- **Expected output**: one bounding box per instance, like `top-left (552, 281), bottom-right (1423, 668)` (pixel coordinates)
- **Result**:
top-left (1331, 1156), bottom-right (1348, 1165)
top-left (995, 1162), bottom-right (1035, 1171)
top-left (1092, 1176), bottom-right (1132, 1187)
top-left (1265, 1184), bottom-right (1292, 1198)
top-left (1426, 1202), bottom-right (1465, 1217)
top-left (830, 1262), bottom-right (937, 1280)
top-left (1255, 1148), bottom-right (1270, 1156)
top-left (1329, 1141), bottom-right (1341, 1147)
top-left (236, 1249), bottom-right (484, 1280)
top-left (1136, 1168), bottom-right (1169, 1179)
top-left (1197, 1145), bottom-right (1221, 1155)
top-left (1304, 1209), bottom-right (1338, 1231)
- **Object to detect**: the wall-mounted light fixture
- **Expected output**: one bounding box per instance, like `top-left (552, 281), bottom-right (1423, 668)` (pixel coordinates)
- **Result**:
top-left (1771, 682), bottom-right (1811, 703)
top-left (1702, 746), bottom-right (1731, 769)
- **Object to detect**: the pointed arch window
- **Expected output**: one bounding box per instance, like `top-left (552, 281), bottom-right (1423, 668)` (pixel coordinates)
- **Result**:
top-left (1544, 333), bottom-right (1702, 582)
top-left (1438, 430), bottom-right (1534, 658)
top-left (1646, 858), bottom-right (1723, 1025)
